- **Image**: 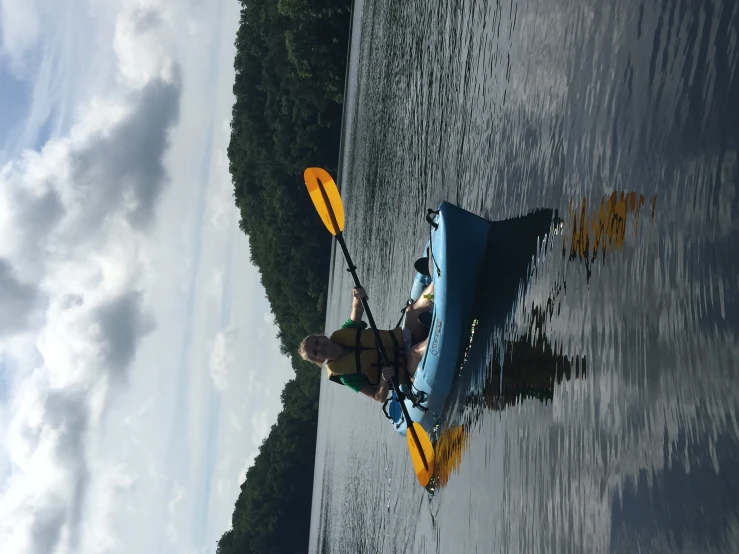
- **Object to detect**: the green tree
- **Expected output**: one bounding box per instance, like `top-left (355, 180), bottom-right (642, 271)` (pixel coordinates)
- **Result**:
top-left (217, 1), bottom-right (351, 552)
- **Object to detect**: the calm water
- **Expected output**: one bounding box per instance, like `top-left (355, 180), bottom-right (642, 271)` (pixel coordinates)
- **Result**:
top-left (309, 0), bottom-right (739, 552)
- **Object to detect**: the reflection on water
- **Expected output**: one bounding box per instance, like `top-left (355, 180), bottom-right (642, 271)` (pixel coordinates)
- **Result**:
top-left (565, 192), bottom-right (658, 279)
top-left (427, 189), bottom-right (648, 492)
top-left (470, 337), bottom-right (587, 413)
top-left (432, 336), bottom-right (587, 490)
top-left (431, 426), bottom-right (468, 490)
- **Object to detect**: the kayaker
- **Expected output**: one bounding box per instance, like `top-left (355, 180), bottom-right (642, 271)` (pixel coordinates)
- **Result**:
top-left (298, 285), bottom-right (434, 402)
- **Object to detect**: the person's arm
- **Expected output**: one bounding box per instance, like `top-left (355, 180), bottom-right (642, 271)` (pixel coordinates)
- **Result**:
top-left (358, 367), bottom-right (394, 403)
top-left (349, 287), bottom-right (366, 323)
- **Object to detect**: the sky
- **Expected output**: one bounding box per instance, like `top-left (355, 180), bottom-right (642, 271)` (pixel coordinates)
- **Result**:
top-left (0, 1), bottom-right (297, 553)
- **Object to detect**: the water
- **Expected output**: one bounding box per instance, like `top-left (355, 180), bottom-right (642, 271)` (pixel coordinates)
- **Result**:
top-left (309, 0), bottom-right (739, 552)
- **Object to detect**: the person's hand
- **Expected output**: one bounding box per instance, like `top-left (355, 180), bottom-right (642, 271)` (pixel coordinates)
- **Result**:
top-left (381, 366), bottom-right (395, 382)
top-left (352, 287), bottom-right (367, 309)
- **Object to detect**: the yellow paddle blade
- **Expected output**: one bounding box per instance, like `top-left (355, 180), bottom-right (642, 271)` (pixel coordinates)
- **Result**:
top-left (407, 422), bottom-right (435, 487)
top-left (303, 167), bottom-right (345, 236)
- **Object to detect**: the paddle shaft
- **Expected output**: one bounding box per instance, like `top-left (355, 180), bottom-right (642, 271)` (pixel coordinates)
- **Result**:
top-left (334, 234), bottom-right (430, 471)
top-left (315, 182), bottom-right (430, 471)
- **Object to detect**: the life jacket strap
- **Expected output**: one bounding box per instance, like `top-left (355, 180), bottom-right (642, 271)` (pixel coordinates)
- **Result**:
top-left (353, 326), bottom-right (365, 377)
top-left (388, 329), bottom-right (401, 373)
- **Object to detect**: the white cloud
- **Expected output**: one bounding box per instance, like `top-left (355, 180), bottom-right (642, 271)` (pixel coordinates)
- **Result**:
top-left (245, 370), bottom-right (257, 394)
top-left (250, 410), bottom-right (271, 448)
top-left (166, 484), bottom-right (186, 543)
top-left (113, 2), bottom-right (177, 88)
top-left (0, 1), bottom-right (123, 163)
top-left (206, 268), bottom-right (225, 300)
top-left (207, 327), bottom-right (238, 392)
top-left (206, 151), bottom-right (235, 230)
top-left (80, 463), bottom-right (135, 554)
top-left (0, 0), bottom-right (41, 71)
top-left (228, 411), bottom-right (242, 432)
top-left (123, 395), bottom-right (157, 426)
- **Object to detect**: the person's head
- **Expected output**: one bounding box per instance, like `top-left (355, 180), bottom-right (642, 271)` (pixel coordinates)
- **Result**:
top-left (298, 334), bottom-right (334, 365)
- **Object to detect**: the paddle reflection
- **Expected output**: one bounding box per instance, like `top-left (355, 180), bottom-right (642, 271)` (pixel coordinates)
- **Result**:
top-left (563, 191), bottom-right (657, 278)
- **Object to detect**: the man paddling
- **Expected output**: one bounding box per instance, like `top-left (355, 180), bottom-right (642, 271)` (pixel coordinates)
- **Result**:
top-left (298, 285), bottom-right (434, 402)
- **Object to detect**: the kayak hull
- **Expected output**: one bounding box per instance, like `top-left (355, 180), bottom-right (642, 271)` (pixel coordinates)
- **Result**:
top-left (388, 202), bottom-right (492, 436)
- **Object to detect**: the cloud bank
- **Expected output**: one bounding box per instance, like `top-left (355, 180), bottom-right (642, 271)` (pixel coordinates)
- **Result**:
top-left (0, 3), bottom-right (184, 552)
top-left (0, 2), bottom-right (296, 553)
top-left (0, 70), bottom-right (181, 553)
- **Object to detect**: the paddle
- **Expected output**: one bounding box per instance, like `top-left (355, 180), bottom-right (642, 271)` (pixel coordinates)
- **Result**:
top-left (304, 167), bottom-right (435, 487)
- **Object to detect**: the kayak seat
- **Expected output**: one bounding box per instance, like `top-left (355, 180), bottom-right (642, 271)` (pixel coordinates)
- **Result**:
top-left (414, 257), bottom-right (431, 276)
top-left (418, 309), bottom-right (433, 329)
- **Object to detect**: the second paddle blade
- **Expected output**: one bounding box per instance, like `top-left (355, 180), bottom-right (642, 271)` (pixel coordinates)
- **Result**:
top-left (304, 167), bottom-right (345, 236)
top-left (407, 422), bottom-right (435, 487)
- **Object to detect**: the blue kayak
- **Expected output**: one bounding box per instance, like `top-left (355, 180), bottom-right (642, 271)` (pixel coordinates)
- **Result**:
top-left (384, 201), bottom-right (492, 436)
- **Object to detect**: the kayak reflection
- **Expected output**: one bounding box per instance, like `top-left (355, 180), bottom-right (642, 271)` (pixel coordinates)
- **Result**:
top-left (430, 336), bottom-right (587, 490)
top-left (429, 190), bottom-right (656, 491)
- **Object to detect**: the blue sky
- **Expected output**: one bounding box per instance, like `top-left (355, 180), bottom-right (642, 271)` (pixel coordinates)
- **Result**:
top-left (0, 1), bottom-right (295, 553)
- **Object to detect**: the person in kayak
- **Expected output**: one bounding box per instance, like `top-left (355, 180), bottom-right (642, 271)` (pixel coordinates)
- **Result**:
top-left (298, 285), bottom-right (434, 402)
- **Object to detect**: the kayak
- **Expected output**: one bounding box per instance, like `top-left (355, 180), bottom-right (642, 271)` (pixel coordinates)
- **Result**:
top-left (383, 201), bottom-right (492, 436)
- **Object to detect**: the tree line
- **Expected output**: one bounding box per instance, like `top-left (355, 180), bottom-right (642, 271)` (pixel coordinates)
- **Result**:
top-left (217, 0), bottom-right (351, 552)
